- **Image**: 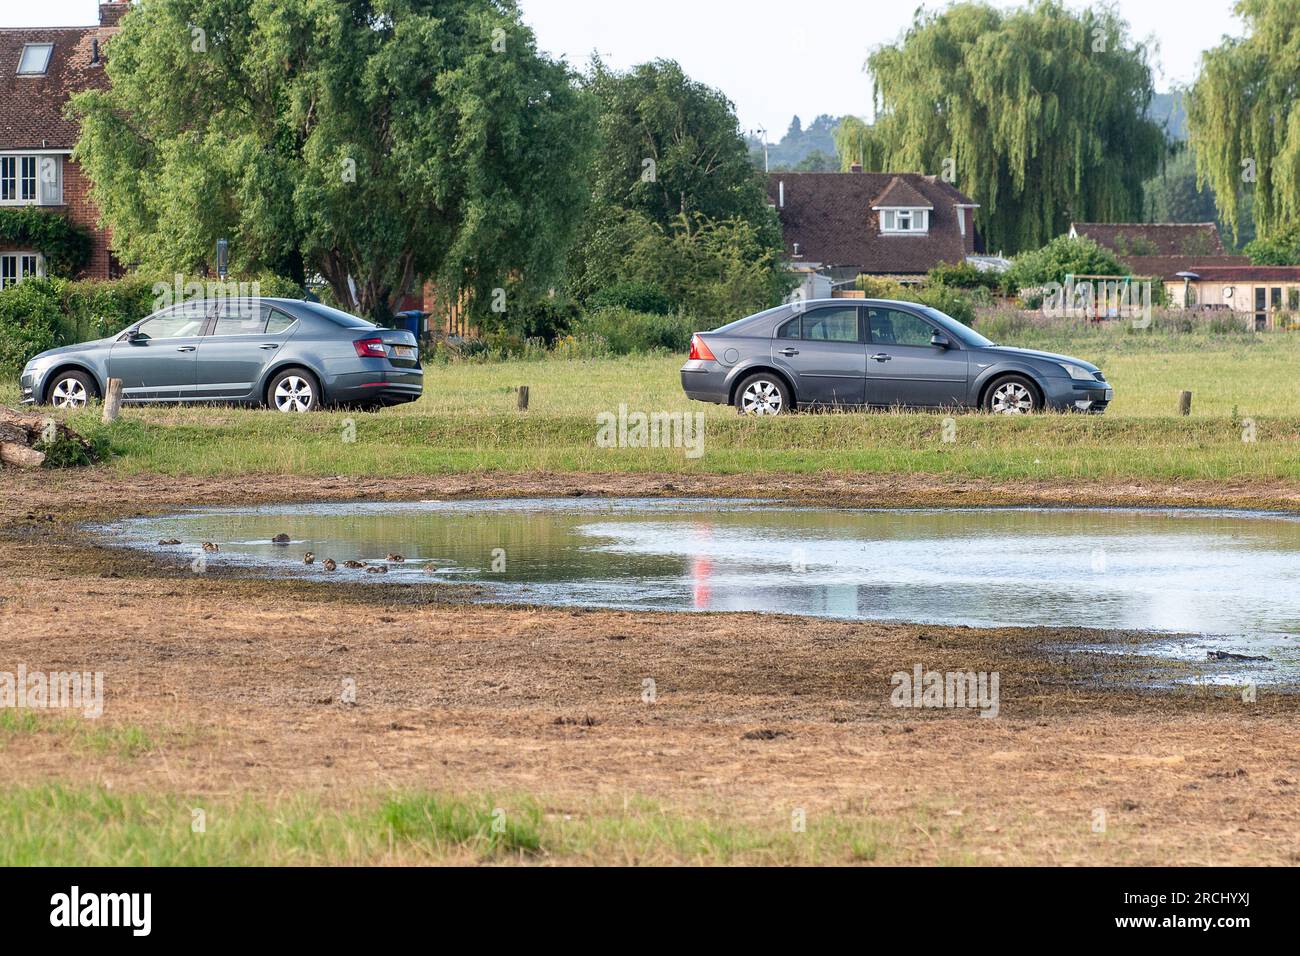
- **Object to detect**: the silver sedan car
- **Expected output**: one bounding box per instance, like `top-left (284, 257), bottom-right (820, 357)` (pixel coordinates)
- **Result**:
top-left (681, 299), bottom-right (1113, 415)
top-left (19, 298), bottom-right (422, 412)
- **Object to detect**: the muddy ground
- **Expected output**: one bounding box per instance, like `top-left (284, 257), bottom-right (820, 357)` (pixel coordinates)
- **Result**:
top-left (2, 469), bottom-right (1298, 864)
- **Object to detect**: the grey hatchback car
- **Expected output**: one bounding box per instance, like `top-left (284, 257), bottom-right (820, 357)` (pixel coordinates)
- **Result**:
top-left (681, 299), bottom-right (1113, 415)
top-left (19, 298), bottom-right (422, 412)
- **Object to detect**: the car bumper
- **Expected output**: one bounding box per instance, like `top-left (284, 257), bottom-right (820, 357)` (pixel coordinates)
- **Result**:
top-left (18, 371), bottom-right (37, 405)
top-left (326, 368), bottom-right (424, 406)
top-left (1044, 378), bottom-right (1113, 414)
top-left (680, 362), bottom-right (730, 404)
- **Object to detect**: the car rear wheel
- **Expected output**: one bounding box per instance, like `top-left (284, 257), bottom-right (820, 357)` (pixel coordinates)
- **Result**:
top-left (46, 371), bottom-right (98, 410)
top-left (735, 373), bottom-right (792, 416)
top-left (267, 369), bottom-right (320, 413)
top-left (984, 375), bottom-right (1040, 415)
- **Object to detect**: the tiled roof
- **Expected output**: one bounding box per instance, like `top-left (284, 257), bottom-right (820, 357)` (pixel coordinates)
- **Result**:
top-left (1179, 265), bottom-right (1300, 282)
top-left (1119, 255), bottom-right (1251, 282)
top-left (1072, 222), bottom-right (1227, 257)
top-left (0, 19), bottom-right (118, 151)
top-left (769, 172), bottom-right (978, 275)
top-left (872, 176), bottom-right (934, 209)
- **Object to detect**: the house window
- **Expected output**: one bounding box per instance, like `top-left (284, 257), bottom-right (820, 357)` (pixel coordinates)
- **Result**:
top-left (17, 43), bottom-right (54, 76)
top-left (1, 154), bottom-right (62, 205)
top-left (879, 208), bottom-right (929, 234)
top-left (0, 253), bottom-right (44, 288)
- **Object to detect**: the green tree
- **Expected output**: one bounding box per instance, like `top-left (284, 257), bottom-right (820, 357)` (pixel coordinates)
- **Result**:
top-left (587, 59), bottom-right (777, 241)
top-left (72, 0), bottom-right (593, 320)
top-left (838, 1), bottom-right (1164, 253)
top-left (1187, 0), bottom-right (1300, 243)
top-left (1244, 224), bottom-right (1300, 265)
top-left (1005, 235), bottom-right (1129, 291)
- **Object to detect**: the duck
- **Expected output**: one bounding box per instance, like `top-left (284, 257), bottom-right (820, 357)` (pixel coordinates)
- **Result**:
top-left (272, 534), bottom-right (291, 545)
top-left (387, 553), bottom-right (405, 563)
top-left (202, 542), bottom-right (220, 553)
top-left (304, 552), bottom-right (315, 565)
top-left (322, 559), bottom-right (337, 571)
top-left (158, 539), bottom-right (182, 547)
top-left (343, 560), bottom-right (366, 569)
top-left (366, 565), bottom-right (388, 574)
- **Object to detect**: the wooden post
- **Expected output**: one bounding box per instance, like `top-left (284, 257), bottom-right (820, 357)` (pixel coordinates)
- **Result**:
top-left (102, 378), bottom-right (124, 423)
top-left (1178, 391), bottom-right (1193, 416)
top-left (517, 386), bottom-right (530, 412)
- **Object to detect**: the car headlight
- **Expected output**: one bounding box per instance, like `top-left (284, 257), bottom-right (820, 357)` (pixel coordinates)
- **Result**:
top-left (1059, 363), bottom-right (1096, 381)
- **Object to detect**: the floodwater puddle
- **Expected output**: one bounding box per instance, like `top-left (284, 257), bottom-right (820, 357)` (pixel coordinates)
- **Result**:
top-left (94, 499), bottom-right (1300, 687)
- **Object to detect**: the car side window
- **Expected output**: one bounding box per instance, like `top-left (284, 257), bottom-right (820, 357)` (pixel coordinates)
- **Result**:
top-left (802, 307), bottom-right (862, 343)
top-left (264, 308), bottom-right (296, 334)
top-left (868, 308), bottom-right (934, 347)
top-left (136, 303), bottom-right (208, 340)
top-left (777, 316), bottom-right (802, 339)
top-left (210, 302), bottom-right (267, 336)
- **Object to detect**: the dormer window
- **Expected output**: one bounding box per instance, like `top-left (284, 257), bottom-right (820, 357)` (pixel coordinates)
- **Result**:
top-left (878, 207), bottom-right (929, 234)
top-left (17, 43), bottom-right (54, 76)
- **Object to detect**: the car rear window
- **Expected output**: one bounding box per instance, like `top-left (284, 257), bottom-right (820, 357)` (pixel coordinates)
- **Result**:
top-left (295, 301), bottom-right (377, 329)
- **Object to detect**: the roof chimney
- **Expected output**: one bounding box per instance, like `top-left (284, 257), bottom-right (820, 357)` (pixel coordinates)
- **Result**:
top-left (100, 2), bottom-right (129, 28)
top-left (850, 163), bottom-right (863, 174)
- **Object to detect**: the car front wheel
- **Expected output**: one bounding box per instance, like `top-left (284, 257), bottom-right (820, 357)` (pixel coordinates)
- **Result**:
top-left (267, 369), bottom-right (321, 413)
top-left (984, 375), bottom-right (1040, 415)
top-left (46, 370), bottom-right (98, 410)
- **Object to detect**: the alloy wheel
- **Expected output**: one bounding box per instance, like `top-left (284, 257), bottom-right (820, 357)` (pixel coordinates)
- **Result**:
top-left (273, 376), bottom-right (315, 413)
top-left (50, 378), bottom-right (89, 409)
top-left (741, 380), bottom-right (783, 415)
top-left (990, 382), bottom-right (1034, 415)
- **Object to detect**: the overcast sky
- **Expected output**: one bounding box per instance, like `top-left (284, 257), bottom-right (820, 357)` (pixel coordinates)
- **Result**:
top-left (13, 1), bottom-right (1248, 137)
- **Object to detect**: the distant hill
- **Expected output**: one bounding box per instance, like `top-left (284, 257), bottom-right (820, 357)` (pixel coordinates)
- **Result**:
top-left (1148, 91), bottom-right (1188, 142)
top-left (747, 115), bottom-right (843, 171)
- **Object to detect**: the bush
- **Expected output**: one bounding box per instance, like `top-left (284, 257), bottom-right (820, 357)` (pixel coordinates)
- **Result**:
top-left (568, 307), bottom-right (696, 355)
top-left (586, 280), bottom-right (672, 315)
top-left (852, 276), bottom-right (979, 326)
top-left (1005, 235), bottom-right (1129, 294)
top-left (927, 261), bottom-right (1005, 292)
top-left (0, 278), bottom-right (62, 375)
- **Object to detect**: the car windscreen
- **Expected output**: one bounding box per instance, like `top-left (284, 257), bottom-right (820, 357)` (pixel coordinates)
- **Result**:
top-left (920, 307), bottom-right (995, 348)
top-left (294, 301), bottom-right (378, 329)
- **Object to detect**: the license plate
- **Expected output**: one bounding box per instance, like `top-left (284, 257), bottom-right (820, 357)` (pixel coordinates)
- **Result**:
top-left (1104, 388), bottom-right (1114, 401)
top-left (393, 345), bottom-right (416, 359)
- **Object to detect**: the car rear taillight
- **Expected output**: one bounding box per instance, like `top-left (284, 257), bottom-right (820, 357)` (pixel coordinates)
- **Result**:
top-left (354, 338), bottom-right (388, 358)
top-left (689, 335), bottom-right (716, 361)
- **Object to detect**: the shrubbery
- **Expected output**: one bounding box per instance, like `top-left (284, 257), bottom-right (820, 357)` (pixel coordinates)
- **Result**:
top-left (853, 275), bottom-right (981, 326)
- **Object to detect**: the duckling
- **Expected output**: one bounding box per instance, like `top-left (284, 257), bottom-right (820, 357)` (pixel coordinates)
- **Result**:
top-left (158, 539), bottom-right (182, 547)
top-left (386, 553), bottom-right (405, 563)
top-left (322, 558), bottom-right (337, 572)
top-left (272, 534), bottom-right (291, 545)
top-left (304, 552), bottom-right (315, 565)
top-left (366, 565), bottom-right (388, 574)
top-left (343, 560), bottom-right (366, 569)
top-left (202, 542), bottom-right (220, 553)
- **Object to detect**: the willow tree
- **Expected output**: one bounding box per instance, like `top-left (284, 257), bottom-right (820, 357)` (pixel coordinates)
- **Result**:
top-left (1187, 0), bottom-right (1300, 243)
top-left (72, 0), bottom-right (593, 320)
top-left (836, 1), bottom-right (1164, 253)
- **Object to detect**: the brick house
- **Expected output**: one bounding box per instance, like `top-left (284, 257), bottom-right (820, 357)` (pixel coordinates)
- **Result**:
top-left (767, 168), bottom-right (983, 293)
top-left (1068, 222), bottom-right (1250, 283)
top-left (0, 1), bottom-right (127, 287)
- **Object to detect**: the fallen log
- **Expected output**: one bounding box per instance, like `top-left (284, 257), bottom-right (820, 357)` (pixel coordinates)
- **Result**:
top-left (0, 406), bottom-right (94, 469)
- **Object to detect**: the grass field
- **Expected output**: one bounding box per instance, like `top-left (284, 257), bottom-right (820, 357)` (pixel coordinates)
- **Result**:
top-left (3, 327), bottom-right (1299, 480)
top-left (0, 784), bottom-right (927, 866)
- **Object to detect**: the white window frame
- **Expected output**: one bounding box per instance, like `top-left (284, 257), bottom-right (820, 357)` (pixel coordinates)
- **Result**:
top-left (0, 252), bottom-right (46, 289)
top-left (877, 207), bottom-right (930, 235)
top-left (0, 153), bottom-right (64, 206)
top-left (17, 43), bottom-right (54, 76)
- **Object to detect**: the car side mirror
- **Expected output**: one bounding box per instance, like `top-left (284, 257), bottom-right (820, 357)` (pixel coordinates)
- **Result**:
top-left (127, 329), bottom-right (147, 344)
top-left (931, 332), bottom-right (951, 349)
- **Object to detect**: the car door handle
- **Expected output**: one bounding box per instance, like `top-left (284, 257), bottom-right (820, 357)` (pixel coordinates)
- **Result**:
top-left (871, 353), bottom-right (892, 362)
top-left (259, 344), bottom-right (279, 350)
top-left (176, 346), bottom-right (197, 353)
top-left (779, 348), bottom-right (800, 357)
